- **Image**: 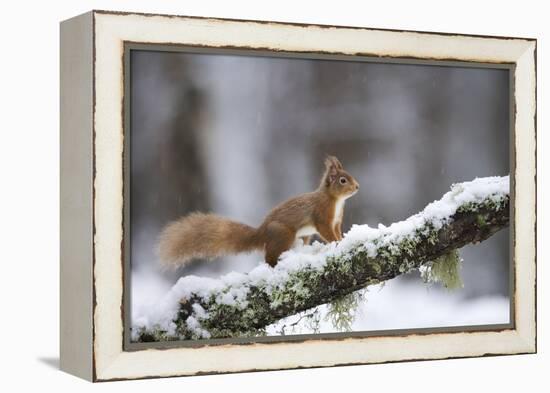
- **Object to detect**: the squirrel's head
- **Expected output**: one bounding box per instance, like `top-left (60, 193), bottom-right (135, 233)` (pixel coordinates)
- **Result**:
top-left (320, 156), bottom-right (360, 198)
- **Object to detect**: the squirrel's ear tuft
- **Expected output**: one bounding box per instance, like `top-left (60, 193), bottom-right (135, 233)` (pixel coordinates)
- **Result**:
top-left (324, 156), bottom-right (340, 185)
top-left (325, 155), bottom-right (343, 170)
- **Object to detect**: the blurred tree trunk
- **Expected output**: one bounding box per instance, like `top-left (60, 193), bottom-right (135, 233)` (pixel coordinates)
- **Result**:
top-left (131, 52), bottom-right (210, 271)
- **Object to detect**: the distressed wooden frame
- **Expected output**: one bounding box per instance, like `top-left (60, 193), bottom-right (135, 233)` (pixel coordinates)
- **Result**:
top-left (60, 10), bottom-right (537, 382)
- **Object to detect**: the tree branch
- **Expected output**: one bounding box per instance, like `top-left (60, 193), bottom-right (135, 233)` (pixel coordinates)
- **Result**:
top-left (133, 176), bottom-right (510, 341)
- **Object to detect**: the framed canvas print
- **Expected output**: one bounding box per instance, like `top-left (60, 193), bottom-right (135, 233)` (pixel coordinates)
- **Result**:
top-left (60, 10), bottom-right (537, 382)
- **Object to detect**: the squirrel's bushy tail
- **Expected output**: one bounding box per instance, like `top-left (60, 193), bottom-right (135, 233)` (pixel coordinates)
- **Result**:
top-left (158, 212), bottom-right (262, 268)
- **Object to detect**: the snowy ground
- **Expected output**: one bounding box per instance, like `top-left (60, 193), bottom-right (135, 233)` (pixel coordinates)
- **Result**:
top-left (266, 275), bottom-right (509, 335)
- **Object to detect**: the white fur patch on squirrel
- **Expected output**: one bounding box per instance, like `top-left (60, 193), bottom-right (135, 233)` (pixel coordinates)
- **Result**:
top-left (295, 225), bottom-right (318, 238)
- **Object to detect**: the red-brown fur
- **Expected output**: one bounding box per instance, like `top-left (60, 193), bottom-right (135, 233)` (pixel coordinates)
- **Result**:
top-left (158, 156), bottom-right (360, 267)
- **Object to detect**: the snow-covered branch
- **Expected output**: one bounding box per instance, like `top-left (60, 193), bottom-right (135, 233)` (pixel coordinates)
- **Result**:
top-left (133, 176), bottom-right (510, 341)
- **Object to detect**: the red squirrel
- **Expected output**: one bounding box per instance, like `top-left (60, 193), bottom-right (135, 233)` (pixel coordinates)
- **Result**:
top-left (158, 156), bottom-right (360, 267)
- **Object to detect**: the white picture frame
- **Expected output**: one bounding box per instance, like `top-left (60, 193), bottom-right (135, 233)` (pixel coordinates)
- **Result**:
top-left (60, 10), bottom-right (536, 381)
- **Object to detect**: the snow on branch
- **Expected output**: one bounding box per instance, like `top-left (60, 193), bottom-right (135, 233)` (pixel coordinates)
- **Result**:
top-left (133, 176), bottom-right (510, 341)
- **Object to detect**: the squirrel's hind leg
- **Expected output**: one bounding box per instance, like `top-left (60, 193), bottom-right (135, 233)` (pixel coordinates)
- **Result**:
top-left (264, 222), bottom-right (295, 267)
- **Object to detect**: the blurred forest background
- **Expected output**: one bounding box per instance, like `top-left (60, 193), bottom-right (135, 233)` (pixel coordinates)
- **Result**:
top-left (130, 49), bottom-right (510, 333)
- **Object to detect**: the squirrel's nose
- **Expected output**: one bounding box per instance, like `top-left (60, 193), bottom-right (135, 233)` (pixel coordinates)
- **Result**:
top-left (355, 184), bottom-right (360, 190)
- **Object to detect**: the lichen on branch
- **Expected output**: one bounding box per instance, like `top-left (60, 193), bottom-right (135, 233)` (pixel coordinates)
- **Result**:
top-left (420, 249), bottom-right (464, 290)
top-left (133, 176), bottom-right (510, 342)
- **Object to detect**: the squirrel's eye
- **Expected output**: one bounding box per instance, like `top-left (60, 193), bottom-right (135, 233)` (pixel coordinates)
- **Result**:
top-left (339, 177), bottom-right (347, 185)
